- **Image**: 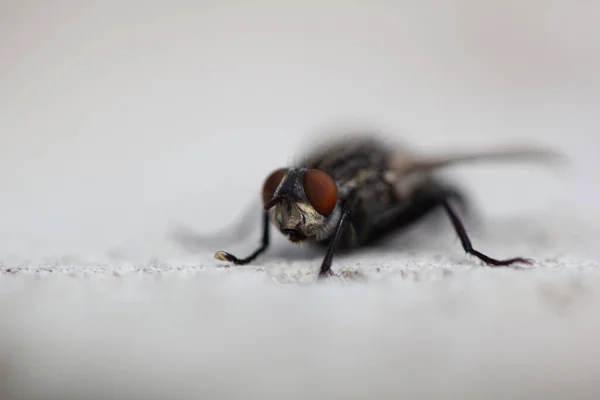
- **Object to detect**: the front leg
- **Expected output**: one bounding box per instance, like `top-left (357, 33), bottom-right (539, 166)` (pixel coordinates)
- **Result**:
top-left (318, 208), bottom-right (351, 279)
top-left (214, 210), bottom-right (270, 265)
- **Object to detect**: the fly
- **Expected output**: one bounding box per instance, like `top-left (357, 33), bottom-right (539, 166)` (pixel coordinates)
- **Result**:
top-left (190, 134), bottom-right (562, 279)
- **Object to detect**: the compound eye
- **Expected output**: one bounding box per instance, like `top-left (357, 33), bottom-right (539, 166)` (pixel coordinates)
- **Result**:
top-left (262, 168), bottom-right (287, 206)
top-left (303, 169), bottom-right (338, 216)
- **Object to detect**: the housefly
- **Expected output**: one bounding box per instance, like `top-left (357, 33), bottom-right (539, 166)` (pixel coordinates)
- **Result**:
top-left (180, 133), bottom-right (562, 279)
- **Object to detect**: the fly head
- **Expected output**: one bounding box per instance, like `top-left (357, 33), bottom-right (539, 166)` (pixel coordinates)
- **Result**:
top-left (262, 167), bottom-right (340, 242)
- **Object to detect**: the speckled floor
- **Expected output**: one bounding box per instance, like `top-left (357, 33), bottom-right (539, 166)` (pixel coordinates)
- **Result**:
top-left (2, 209), bottom-right (600, 399)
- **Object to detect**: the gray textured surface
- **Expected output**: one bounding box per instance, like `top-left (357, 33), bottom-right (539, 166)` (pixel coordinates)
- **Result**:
top-left (1, 1), bottom-right (600, 399)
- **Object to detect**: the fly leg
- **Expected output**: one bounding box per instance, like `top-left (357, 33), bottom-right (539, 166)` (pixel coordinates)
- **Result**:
top-left (214, 210), bottom-right (270, 265)
top-left (368, 189), bottom-right (532, 267)
top-left (445, 186), bottom-right (470, 216)
top-left (440, 198), bottom-right (532, 266)
top-left (318, 208), bottom-right (351, 278)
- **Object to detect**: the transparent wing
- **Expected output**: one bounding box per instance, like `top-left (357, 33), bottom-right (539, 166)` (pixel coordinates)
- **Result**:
top-left (169, 199), bottom-right (262, 252)
top-left (390, 145), bottom-right (567, 175)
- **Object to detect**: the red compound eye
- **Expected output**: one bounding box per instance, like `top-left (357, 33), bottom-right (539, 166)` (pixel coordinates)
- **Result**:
top-left (262, 168), bottom-right (287, 206)
top-left (303, 169), bottom-right (338, 216)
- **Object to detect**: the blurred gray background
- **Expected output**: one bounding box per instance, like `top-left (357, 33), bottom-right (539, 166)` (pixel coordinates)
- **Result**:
top-left (1, 0), bottom-right (599, 258)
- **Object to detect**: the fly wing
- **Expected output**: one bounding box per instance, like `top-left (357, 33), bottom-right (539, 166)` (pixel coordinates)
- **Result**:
top-left (169, 199), bottom-right (262, 251)
top-left (296, 133), bottom-right (388, 169)
top-left (390, 145), bottom-right (566, 176)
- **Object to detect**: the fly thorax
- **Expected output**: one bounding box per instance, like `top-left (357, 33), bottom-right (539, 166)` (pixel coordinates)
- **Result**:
top-left (337, 169), bottom-right (377, 198)
top-left (384, 170), bottom-right (428, 199)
